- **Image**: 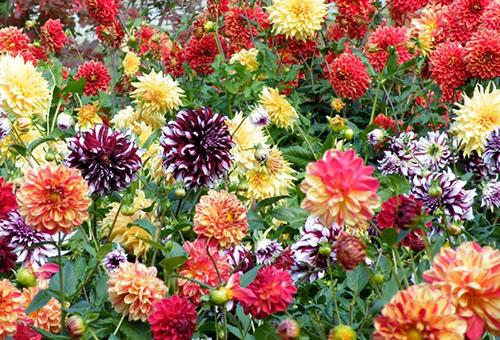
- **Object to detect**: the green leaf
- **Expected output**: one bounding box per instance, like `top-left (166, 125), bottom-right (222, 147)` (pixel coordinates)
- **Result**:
top-left (28, 137), bottom-right (56, 152)
top-left (254, 195), bottom-right (290, 212)
top-left (94, 274), bottom-right (109, 306)
top-left (240, 265), bottom-right (262, 288)
top-left (29, 324), bottom-right (72, 340)
top-left (158, 256), bottom-right (188, 271)
top-left (254, 322), bottom-right (280, 340)
top-left (346, 265), bottom-right (369, 293)
top-left (97, 243), bottom-right (113, 260)
top-left (49, 262), bottom-right (78, 297)
top-left (380, 228), bottom-right (398, 247)
top-left (131, 219), bottom-right (156, 237)
top-left (281, 145), bottom-right (315, 167)
top-left (271, 207), bottom-right (309, 229)
top-left (62, 77), bottom-right (86, 95)
top-left (25, 289), bottom-right (51, 315)
top-left (120, 320), bottom-right (152, 340)
top-left (141, 129), bottom-right (160, 149)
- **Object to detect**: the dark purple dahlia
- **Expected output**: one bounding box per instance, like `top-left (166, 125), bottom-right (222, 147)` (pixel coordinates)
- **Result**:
top-left (67, 124), bottom-right (143, 196)
top-left (0, 236), bottom-right (16, 273)
top-left (483, 127), bottom-right (500, 172)
top-left (458, 150), bottom-right (491, 181)
top-left (225, 245), bottom-right (254, 274)
top-left (160, 107), bottom-right (234, 189)
top-left (102, 247), bottom-right (128, 273)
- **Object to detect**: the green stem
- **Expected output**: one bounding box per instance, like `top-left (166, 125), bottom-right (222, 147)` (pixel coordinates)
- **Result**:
top-left (295, 121), bottom-right (317, 160)
top-left (327, 257), bottom-right (341, 323)
top-left (369, 78), bottom-right (382, 125)
top-left (419, 224), bottom-right (433, 262)
top-left (385, 251), bottom-right (403, 290)
top-left (170, 274), bottom-right (213, 290)
top-left (214, 306), bottom-right (220, 340)
top-left (392, 247), bottom-right (410, 288)
top-left (57, 234), bottom-right (66, 330)
top-left (363, 263), bottom-right (383, 299)
top-left (113, 314), bottom-right (126, 335)
top-left (222, 307), bottom-right (228, 340)
top-left (89, 328), bottom-right (99, 340)
top-left (207, 243), bottom-right (223, 285)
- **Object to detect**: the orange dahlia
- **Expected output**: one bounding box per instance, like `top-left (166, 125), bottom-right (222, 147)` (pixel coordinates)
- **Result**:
top-left (423, 242), bottom-right (500, 337)
top-left (300, 149), bottom-right (380, 227)
top-left (178, 240), bottom-right (231, 305)
top-left (464, 29), bottom-right (500, 79)
top-left (373, 284), bottom-right (467, 340)
top-left (21, 279), bottom-right (64, 334)
top-left (107, 262), bottom-right (167, 322)
top-left (0, 279), bottom-right (23, 340)
top-left (16, 163), bottom-right (91, 235)
top-left (193, 190), bottom-right (248, 249)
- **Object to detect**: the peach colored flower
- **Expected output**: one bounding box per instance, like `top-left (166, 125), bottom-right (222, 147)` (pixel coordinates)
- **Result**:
top-left (0, 279), bottom-right (23, 339)
top-left (300, 149), bottom-right (380, 226)
top-left (16, 163), bottom-right (92, 234)
top-left (107, 262), bottom-right (167, 322)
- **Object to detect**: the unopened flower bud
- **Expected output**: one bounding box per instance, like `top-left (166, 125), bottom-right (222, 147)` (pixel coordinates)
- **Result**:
top-left (334, 233), bottom-right (366, 271)
top-left (66, 315), bottom-right (86, 339)
top-left (132, 124), bottom-right (142, 136)
top-left (328, 324), bottom-right (357, 340)
top-left (447, 221), bottom-right (462, 236)
top-left (121, 205), bottom-right (136, 216)
top-left (373, 273), bottom-right (385, 284)
top-left (128, 35), bottom-right (137, 43)
top-left (330, 97), bottom-right (345, 113)
top-left (204, 21), bottom-right (216, 32)
top-left (343, 128), bottom-right (354, 140)
top-left (327, 115), bottom-right (346, 132)
top-left (16, 268), bottom-right (37, 287)
top-left (16, 117), bottom-right (32, 132)
top-left (367, 129), bottom-right (385, 146)
top-left (210, 287), bottom-right (229, 305)
top-left (25, 21), bottom-right (36, 28)
top-left (33, 41), bottom-right (42, 48)
top-left (254, 146), bottom-right (269, 163)
top-left (44, 149), bottom-right (56, 162)
top-left (429, 184), bottom-right (442, 198)
top-left (319, 244), bottom-right (332, 256)
top-left (278, 319), bottom-right (300, 340)
top-left (57, 112), bottom-right (74, 131)
top-left (175, 188), bottom-right (186, 197)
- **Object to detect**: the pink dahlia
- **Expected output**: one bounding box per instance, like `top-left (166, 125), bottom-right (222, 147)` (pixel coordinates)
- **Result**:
top-left (74, 61), bottom-right (111, 96)
top-left (300, 149), bottom-right (380, 227)
top-left (365, 25), bottom-right (413, 72)
top-left (464, 28), bottom-right (500, 79)
top-left (325, 52), bottom-right (371, 100)
top-left (41, 19), bottom-right (67, 53)
top-left (0, 177), bottom-right (17, 220)
top-left (148, 296), bottom-right (197, 340)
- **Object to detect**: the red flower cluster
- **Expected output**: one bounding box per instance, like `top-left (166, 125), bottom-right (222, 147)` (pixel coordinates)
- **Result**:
top-left (74, 60), bottom-right (111, 96)
top-left (223, 6), bottom-right (268, 48)
top-left (325, 52), bottom-right (371, 100)
top-left (0, 177), bottom-right (17, 220)
top-left (0, 27), bottom-right (46, 65)
top-left (184, 34), bottom-right (227, 75)
top-left (333, 0), bottom-right (375, 40)
top-left (85, 0), bottom-right (119, 26)
top-left (41, 19), bottom-right (67, 52)
top-left (365, 25), bottom-right (413, 72)
top-left (149, 296), bottom-right (197, 340)
top-left (96, 20), bottom-right (124, 49)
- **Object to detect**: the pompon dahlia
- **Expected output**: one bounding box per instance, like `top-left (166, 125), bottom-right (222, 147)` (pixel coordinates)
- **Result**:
top-left (326, 53), bottom-right (371, 100)
top-left (464, 29), bottom-right (500, 79)
top-left (0, 55), bottom-right (50, 119)
top-left (411, 168), bottom-right (476, 221)
top-left (131, 69), bottom-right (184, 117)
top-left (177, 240), bottom-right (231, 305)
top-left (74, 61), bottom-right (111, 96)
top-left (41, 19), bottom-right (67, 53)
top-left (16, 163), bottom-right (91, 235)
top-left (0, 279), bottom-right (23, 339)
top-left (259, 87), bottom-right (297, 130)
top-left (0, 177), bottom-right (17, 219)
top-left (184, 34), bottom-right (227, 75)
top-left (483, 127), bottom-right (500, 172)
top-left (148, 296), bottom-right (197, 340)
top-left (96, 20), bottom-right (124, 49)
top-left (67, 124), bottom-right (143, 196)
top-left (481, 181), bottom-right (500, 211)
top-left (455, 0), bottom-right (491, 29)
top-left (365, 25), bottom-right (413, 72)
top-left (193, 190), bottom-right (248, 249)
top-left (161, 107), bottom-right (234, 189)
top-left (480, 0), bottom-right (500, 32)
top-left (452, 82), bottom-right (500, 156)
top-left (291, 216), bottom-right (341, 282)
top-left (430, 42), bottom-right (468, 99)
top-left (334, 233), bottom-right (366, 271)
top-left (267, 0), bottom-right (327, 41)
top-left (242, 265), bottom-right (296, 319)
top-left (300, 149), bottom-right (380, 227)
top-left (423, 242), bottom-right (500, 338)
top-left (373, 284), bottom-right (467, 340)
top-left (390, 0), bottom-right (429, 15)
top-left (107, 262), bottom-right (167, 322)
top-left (85, 0), bottom-right (119, 26)
top-left (0, 27), bottom-right (30, 55)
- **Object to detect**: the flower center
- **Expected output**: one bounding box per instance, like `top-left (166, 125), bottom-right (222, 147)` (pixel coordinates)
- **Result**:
top-left (102, 154), bottom-right (110, 165)
top-left (427, 143), bottom-right (443, 157)
top-left (226, 212), bottom-right (233, 223)
top-left (291, 2), bottom-right (310, 20)
top-left (142, 90), bottom-right (161, 104)
top-left (406, 328), bottom-right (424, 340)
top-left (49, 187), bottom-right (64, 203)
top-left (475, 108), bottom-right (500, 130)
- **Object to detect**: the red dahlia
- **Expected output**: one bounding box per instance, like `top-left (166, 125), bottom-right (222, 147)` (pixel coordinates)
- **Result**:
top-left (184, 34), bottom-right (228, 75)
top-left (464, 28), bottom-right (500, 79)
top-left (96, 20), bottom-right (124, 49)
top-left (148, 296), bottom-right (197, 340)
top-left (223, 6), bottom-right (268, 48)
top-left (41, 19), bottom-right (67, 53)
top-left (430, 42), bottom-right (468, 100)
top-left (74, 60), bottom-right (111, 96)
top-left (0, 237), bottom-right (16, 273)
top-left (207, 0), bottom-right (232, 20)
top-left (0, 177), bottom-right (17, 220)
top-left (243, 266), bottom-right (296, 319)
top-left (390, 0), bottom-right (429, 15)
top-left (0, 27), bottom-right (30, 55)
top-left (365, 25), bottom-right (413, 72)
top-left (479, 1), bottom-right (500, 32)
top-left (85, 0), bottom-right (119, 26)
top-left (326, 52), bottom-right (371, 100)
top-left (454, 0), bottom-right (491, 29)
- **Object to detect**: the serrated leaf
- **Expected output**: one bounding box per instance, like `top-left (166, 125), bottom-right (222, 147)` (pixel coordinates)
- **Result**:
top-left (131, 219), bottom-right (156, 237)
top-left (49, 262), bottom-right (78, 297)
top-left (62, 77), bottom-right (86, 95)
top-left (281, 145), bottom-right (315, 167)
top-left (247, 211), bottom-right (265, 231)
top-left (346, 265), bottom-right (369, 293)
top-left (271, 207), bottom-right (309, 228)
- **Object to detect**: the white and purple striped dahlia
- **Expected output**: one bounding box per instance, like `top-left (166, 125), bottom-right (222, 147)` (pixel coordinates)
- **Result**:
top-left (415, 131), bottom-right (452, 171)
top-left (483, 127), bottom-right (500, 172)
top-left (160, 107), bottom-right (234, 189)
top-left (103, 247), bottom-right (128, 273)
top-left (481, 181), bottom-right (500, 212)
top-left (67, 124), bottom-right (142, 196)
top-left (0, 110), bottom-right (11, 141)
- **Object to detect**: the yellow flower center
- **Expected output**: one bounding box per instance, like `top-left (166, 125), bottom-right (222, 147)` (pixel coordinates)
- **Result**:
top-left (49, 187), bottom-right (64, 203)
top-left (77, 102), bottom-right (99, 122)
top-left (406, 328), bottom-right (424, 340)
top-left (226, 212), bottom-right (233, 223)
top-left (291, 2), bottom-right (310, 21)
top-left (473, 108), bottom-right (500, 130)
top-left (142, 90), bottom-right (161, 104)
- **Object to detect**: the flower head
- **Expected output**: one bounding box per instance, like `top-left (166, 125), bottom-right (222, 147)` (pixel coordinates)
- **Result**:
top-left (464, 29), bottom-right (500, 79)
top-left (74, 61), bottom-right (111, 96)
top-left (85, 0), bottom-right (119, 26)
top-left (108, 262), bottom-right (167, 322)
top-left (225, 245), bottom-right (254, 274)
top-left (483, 127), bottom-right (500, 172)
top-left (278, 319), bottom-right (300, 340)
top-left (0, 279), bottom-right (23, 339)
top-left (430, 42), bottom-right (468, 101)
top-left (161, 107), bottom-right (234, 189)
top-left (255, 238), bottom-right (283, 265)
top-left (16, 163), bottom-right (91, 234)
top-left (0, 55), bottom-right (50, 119)
top-left (334, 233), bottom-right (366, 271)
top-left (41, 19), bottom-right (67, 53)
top-left (481, 181), bottom-right (500, 211)
top-left (0, 237), bottom-right (15, 273)
top-left (75, 101), bottom-right (102, 131)
top-left (0, 27), bottom-right (30, 55)
top-left (365, 25), bottom-right (413, 72)
top-left (326, 53), bottom-right (371, 100)
top-left (0, 177), bottom-right (17, 220)
top-left (300, 149), bottom-right (380, 226)
top-left (67, 124), bottom-right (143, 196)
top-left (96, 21), bottom-right (124, 49)
top-left (229, 48), bottom-right (259, 72)
top-left (122, 52), bottom-right (140, 75)
top-left (102, 247), bottom-right (128, 273)
top-left (0, 112), bottom-right (11, 141)
top-left (373, 284), bottom-right (467, 340)
top-left (415, 131), bottom-right (452, 171)
top-left (184, 34), bottom-right (226, 75)
top-left (259, 87), bottom-right (297, 130)
top-left (249, 106), bottom-right (271, 127)
top-left (267, 0), bottom-right (327, 41)
top-left (148, 296), bottom-right (197, 340)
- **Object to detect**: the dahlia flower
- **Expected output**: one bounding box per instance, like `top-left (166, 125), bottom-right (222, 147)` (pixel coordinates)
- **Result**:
top-left (74, 61), bottom-right (111, 96)
top-left (249, 105), bottom-right (271, 127)
top-left (229, 48), bottom-right (259, 72)
top-left (178, 240), bottom-right (231, 305)
top-left (326, 53), bottom-right (371, 100)
top-left (0, 211), bottom-right (58, 268)
top-left (16, 163), bottom-right (91, 234)
top-left (41, 19), bottom-right (67, 53)
top-left (300, 149), bottom-right (380, 227)
top-left (481, 181), bottom-right (500, 211)
top-left (415, 131), bottom-right (452, 171)
top-left (334, 233), bottom-right (366, 271)
top-left (107, 262), bottom-right (167, 322)
top-left (452, 82), bottom-right (500, 156)
top-left (365, 25), bottom-right (413, 72)
top-left (255, 238), bottom-right (283, 265)
top-left (75, 101), bottom-right (102, 131)
top-left (0, 237), bottom-right (15, 273)
top-left (225, 245), bottom-right (254, 274)
top-left (0, 177), bottom-right (17, 220)
top-left (267, 0), bottom-right (327, 41)
top-left (184, 34), bottom-right (227, 75)
top-left (161, 107), bottom-right (234, 189)
top-left (56, 112), bottom-right (74, 131)
top-left (0, 55), bottom-right (50, 119)
top-left (373, 284), bottom-right (467, 340)
top-left (122, 51), bottom-right (140, 75)
top-left (0, 279), bottom-right (23, 339)
top-left (458, 150), bottom-right (491, 181)
top-left (259, 87), bottom-right (297, 130)
top-left (0, 112), bottom-right (11, 141)
top-left (411, 168), bottom-right (476, 221)
top-left (112, 105), bottom-right (164, 130)
top-left (480, 0), bottom-right (500, 32)
top-left (278, 319), bottom-right (300, 340)
top-left (14, 318), bottom-right (41, 340)
top-left (464, 29), bottom-right (500, 79)
top-left (85, 0), bottom-right (119, 26)
top-left (102, 247), bottom-right (128, 273)
top-left (455, 0), bottom-right (491, 30)
top-left (430, 42), bottom-right (468, 100)
top-left (291, 216), bottom-right (341, 282)
top-left (96, 21), bottom-right (124, 49)
top-left (483, 127), bottom-right (500, 172)
top-left (243, 265), bottom-right (297, 319)
top-left (67, 124), bottom-right (143, 196)
top-left (0, 27), bottom-right (30, 55)
top-left (193, 190), bottom-right (248, 249)
top-left (224, 6), bottom-right (265, 47)
top-left (424, 242), bottom-right (500, 337)
top-left (131, 69), bottom-right (184, 116)
top-left (148, 296), bottom-right (197, 340)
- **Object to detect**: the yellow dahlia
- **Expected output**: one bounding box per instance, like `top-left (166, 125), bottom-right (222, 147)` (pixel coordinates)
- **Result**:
top-left (0, 279), bottom-right (23, 339)
top-left (143, 143), bottom-right (171, 181)
top-left (259, 87), bottom-right (297, 130)
top-left (225, 112), bottom-right (269, 172)
top-left (16, 163), bottom-right (92, 235)
top-left (452, 83), bottom-right (500, 156)
top-left (75, 101), bottom-right (102, 131)
top-left (193, 190), bottom-right (248, 249)
top-left (245, 146), bottom-right (295, 201)
top-left (266, 0), bottom-right (327, 41)
top-left (229, 48), bottom-right (259, 72)
top-left (131, 69), bottom-right (184, 117)
top-left (107, 262), bottom-right (167, 322)
top-left (122, 51), bottom-right (140, 75)
top-left (21, 279), bottom-right (65, 334)
top-left (0, 54), bottom-right (50, 119)
top-left (423, 242), bottom-right (500, 336)
top-left (373, 284), bottom-right (467, 340)
top-left (131, 121), bottom-right (154, 147)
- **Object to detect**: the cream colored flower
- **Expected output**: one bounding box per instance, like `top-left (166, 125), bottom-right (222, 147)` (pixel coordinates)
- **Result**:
top-left (230, 48), bottom-right (259, 72)
top-left (259, 87), bottom-right (297, 130)
top-left (122, 51), bottom-right (140, 75)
